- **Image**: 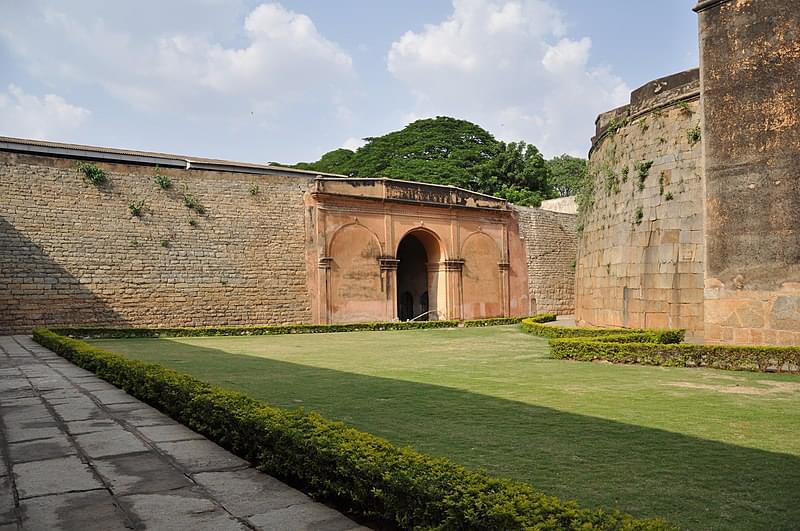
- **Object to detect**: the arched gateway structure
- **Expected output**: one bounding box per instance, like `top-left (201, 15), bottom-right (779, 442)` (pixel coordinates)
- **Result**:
top-left (306, 178), bottom-right (530, 323)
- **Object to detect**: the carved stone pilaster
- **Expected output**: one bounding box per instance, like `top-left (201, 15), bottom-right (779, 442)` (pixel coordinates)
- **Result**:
top-left (443, 259), bottom-right (465, 271)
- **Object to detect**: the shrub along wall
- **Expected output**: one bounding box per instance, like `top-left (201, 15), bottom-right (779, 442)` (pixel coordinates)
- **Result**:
top-left (33, 328), bottom-right (672, 531)
top-left (51, 316), bottom-right (543, 339)
top-left (521, 317), bottom-right (799, 374)
top-left (520, 317), bottom-right (684, 343)
top-left (550, 338), bottom-right (800, 374)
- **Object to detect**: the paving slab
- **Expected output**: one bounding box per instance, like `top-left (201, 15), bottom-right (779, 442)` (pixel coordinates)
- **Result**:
top-left (3, 418), bottom-right (62, 444)
top-left (73, 429), bottom-right (150, 459)
top-left (137, 424), bottom-right (205, 443)
top-left (75, 381), bottom-right (118, 392)
top-left (64, 418), bottom-right (122, 435)
top-left (247, 502), bottom-right (368, 531)
top-left (90, 389), bottom-right (140, 405)
top-left (27, 377), bottom-right (71, 392)
top-left (0, 382), bottom-right (31, 400)
top-left (0, 476), bottom-right (15, 524)
top-left (0, 405), bottom-right (50, 424)
top-left (14, 456), bottom-right (103, 499)
top-left (20, 490), bottom-right (130, 531)
top-left (156, 440), bottom-right (249, 473)
top-left (0, 398), bottom-right (41, 408)
top-left (93, 452), bottom-right (193, 495)
top-left (114, 407), bottom-right (180, 427)
top-left (50, 399), bottom-right (106, 422)
top-left (39, 389), bottom-right (85, 402)
top-left (119, 488), bottom-right (247, 531)
top-left (193, 468), bottom-right (310, 516)
top-left (8, 434), bottom-right (76, 464)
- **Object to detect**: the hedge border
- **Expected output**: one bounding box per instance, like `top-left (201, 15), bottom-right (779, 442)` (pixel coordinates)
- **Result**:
top-left (520, 318), bottom-right (798, 374)
top-left (50, 315), bottom-right (546, 339)
top-left (520, 317), bottom-right (685, 344)
top-left (33, 327), bottom-right (672, 531)
top-left (550, 337), bottom-right (800, 374)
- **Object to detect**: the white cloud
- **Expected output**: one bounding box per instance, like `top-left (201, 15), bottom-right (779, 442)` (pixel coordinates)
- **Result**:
top-left (542, 37), bottom-right (591, 74)
top-left (387, 0), bottom-right (629, 157)
top-left (0, 85), bottom-right (90, 140)
top-left (0, 2), bottom-right (354, 115)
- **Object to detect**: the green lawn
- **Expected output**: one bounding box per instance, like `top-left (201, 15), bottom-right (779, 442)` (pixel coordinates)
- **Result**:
top-left (91, 326), bottom-right (800, 530)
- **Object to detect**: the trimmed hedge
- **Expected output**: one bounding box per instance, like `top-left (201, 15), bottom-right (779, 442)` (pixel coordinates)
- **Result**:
top-left (551, 338), bottom-right (800, 374)
top-left (33, 327), bottom-right (673, 531)
top-left (520, 318), bottom-right (685, 344)
top-left (50, 316), bottom-right (546, 339)
top-left (49, 320), bottom-right (459, 339)
top-left (463, 315), bottom-right (548, 328)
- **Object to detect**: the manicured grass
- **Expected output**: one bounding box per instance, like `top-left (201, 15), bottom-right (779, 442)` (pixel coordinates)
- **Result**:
top-left (91, 326), bottom-right (800, 530)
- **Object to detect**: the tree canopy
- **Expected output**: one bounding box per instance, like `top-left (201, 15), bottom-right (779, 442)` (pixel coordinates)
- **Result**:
top-left (292, 117), bottom-right (585, 207)
top-left (545, 155), bottom-right (588, 198)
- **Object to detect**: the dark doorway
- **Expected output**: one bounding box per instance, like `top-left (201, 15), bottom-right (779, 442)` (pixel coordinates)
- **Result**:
top-left (397, 234), bottom-right (429, 321)
top-left (399, 291), bottom-right (414, 321)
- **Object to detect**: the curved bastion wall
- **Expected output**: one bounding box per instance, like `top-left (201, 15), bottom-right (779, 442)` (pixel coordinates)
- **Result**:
top-left (575, 69), bottom-right (705, 339)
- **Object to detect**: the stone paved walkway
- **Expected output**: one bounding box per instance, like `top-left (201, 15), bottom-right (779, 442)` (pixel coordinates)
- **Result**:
top-left (0, 335), bottom-right (367, 531)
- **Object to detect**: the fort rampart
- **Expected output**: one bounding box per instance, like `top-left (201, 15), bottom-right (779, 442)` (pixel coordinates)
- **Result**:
top-left (0, 139), bottom-right (576, 333)
top-left (577, 70), bottom-right (704, 339)
top-left (577, 0), bottom-right (800, 345)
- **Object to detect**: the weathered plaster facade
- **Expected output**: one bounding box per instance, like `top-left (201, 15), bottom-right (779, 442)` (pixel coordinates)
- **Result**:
top-left (305, 178), bottom-right (531, 323)
top-left (577, 0), bottom-right (799, 345)
top-left (697, 0), bottom-right (800, 345)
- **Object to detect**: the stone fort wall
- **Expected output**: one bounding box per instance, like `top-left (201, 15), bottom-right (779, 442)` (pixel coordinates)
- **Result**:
top-left (0, 149), bottom-right (314, 334)
top-left (576, 70), bottom-right (705, 339)
top-left (0, 143), bottom-right (577, 333)
top-left (516, 207), bottom-right (576, 316)
top-left (578, 0), bottom-right (800, 345)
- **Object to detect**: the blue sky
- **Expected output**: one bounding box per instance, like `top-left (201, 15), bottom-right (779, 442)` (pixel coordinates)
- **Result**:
top-left (0, 1), bottom-right (698, 164)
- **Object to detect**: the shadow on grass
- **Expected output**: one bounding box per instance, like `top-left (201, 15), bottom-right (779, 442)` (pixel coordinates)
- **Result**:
top-left (124, 339), bottom-right (798, 531)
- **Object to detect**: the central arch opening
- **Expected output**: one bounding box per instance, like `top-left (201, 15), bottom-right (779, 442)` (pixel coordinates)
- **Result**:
top-left (396, 230), bottom-right (442, 321)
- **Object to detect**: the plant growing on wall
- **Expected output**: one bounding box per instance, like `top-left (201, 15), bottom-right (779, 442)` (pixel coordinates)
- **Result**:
top-left (636, 161), bottom-right (653, 191)
top-left (659, 171), bottom-right (668, 196)
top-left (77, 162), bottom-right (107, 186)
top-left (606, 117), bottom-right (628, 136)
top-left (604, 168), bottom-right (620, 196)
top-left (154, 167), bottom-right (172, 189)
top-left (687, 125), bottom-right (702, 145)
top-left (129, 199), bottom-right (145, 217)
top-left (677, 101), bottom-right (693, 115)
top-left (183, 194), bottom-right (206, 215)
top-left (634, 206), bottom-right (644, 225)
top-left (249, 184), bottom-right (260, 196)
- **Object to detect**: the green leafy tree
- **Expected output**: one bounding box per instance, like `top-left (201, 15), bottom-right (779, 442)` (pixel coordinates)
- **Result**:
top-left (294, 148), bottom-right (356, 174)
top-left (292, 116), bottom-right (553, 206)
top-left (545, 154), bottom-right (587, 197)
